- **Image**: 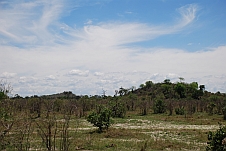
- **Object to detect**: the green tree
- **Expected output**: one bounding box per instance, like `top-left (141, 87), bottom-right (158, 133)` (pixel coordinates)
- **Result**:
top-left (174, 83), bottom-right (186, 98)
top-left (207, 102), bottom-right (216, 115)
top-left (163, 79), bottom-right (171, 84)
top-left (179, 77), bottom-right (185, 83)
top-left (140, 97), bottom-right (149, 115)
top-left (118, 87), bottom-right (129, 96)
top-left (153, 99), bottom-right (166, 114)
top-left (140, 84), bottom-right (145, 89)
top-left (109, 98), bottom-right (126, 118)
top-left (0, 81), bottom-right (14, 150)
top-left (145, 81), bottom-right (153, 89)
top-left (87, 106), bottom-right (113, 132)
top-left (207, 124), bottom-right (226, 151)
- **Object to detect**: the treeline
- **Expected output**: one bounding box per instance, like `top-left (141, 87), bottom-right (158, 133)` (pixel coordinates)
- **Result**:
top-left (9, 78), bottom-right (226, 118)
top-left (1, 78), bottom-right (226, 150)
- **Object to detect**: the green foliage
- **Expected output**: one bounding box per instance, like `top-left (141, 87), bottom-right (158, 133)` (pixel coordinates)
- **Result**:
top-left (174, 83), bottom-right (186, 98)
top-left (161, 84), bottom-right (172, 99)
top-left (153, 99), bottom-right (166, 114)
top-left (163, 79), bottom-right (171, 84)
top-left (87, 106), bottom-right (113, 132)
top-left (206, 124), bottom-right (226, 151)
top-left (145, 81), bottom-right (153, 89)
top-left (207, 102), bottom-right (216, 115)
top-left (175, 106), bottom-right (185, 115)
top-left (109, 98), bottom-right (126, 118)
top-left (187, 82), bottom-right (202, 99)
top-left (0, 108), bottom-right (10, 121)
top-left (200, 85), bottom-right (205, 91)
top-left (222, 106), bottom-right (226, 120)
top-left (140, 84), bottom-right (145, 89)
top-left (140, 97), bottom-right (149, 116)
top-left (0, 92), bottom-right (6, 100)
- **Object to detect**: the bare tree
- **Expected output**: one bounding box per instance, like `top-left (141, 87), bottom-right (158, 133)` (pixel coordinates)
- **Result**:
top-left (0, 80), bottom-right (13, 98)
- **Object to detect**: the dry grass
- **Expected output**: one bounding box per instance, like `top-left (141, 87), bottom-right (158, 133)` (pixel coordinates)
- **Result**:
top-left (3, 111), bottom-right (225, 150)
top-left (65, 112), bottom-right (223, 150)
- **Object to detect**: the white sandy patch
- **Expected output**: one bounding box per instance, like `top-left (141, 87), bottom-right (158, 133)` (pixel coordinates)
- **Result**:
top-left (101, 138), bottom-right (143, 142)
top-left (113, 119), bottom-right (219, 130)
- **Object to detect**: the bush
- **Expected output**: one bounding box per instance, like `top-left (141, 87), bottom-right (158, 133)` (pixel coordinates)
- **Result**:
top-left (175, 106), bottom-right (185, 115)
top-left (109, 99), bottom-right (126, 118)
top-left (87, 106), bottom-right (113, 132)
top-left (207, 102), bottom-right (216, 115)
top-left (206, 124), bottom-right (226, 151)
top-left (153, 99), bottom-right (166, 114)
top-left (222, 106), bottom-right (226, 120)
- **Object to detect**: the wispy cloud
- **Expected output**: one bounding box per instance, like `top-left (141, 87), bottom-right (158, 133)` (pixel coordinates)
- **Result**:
top-left (0, 1), bottom-right (197, 47)
top-left (177, 4), bottom-right (198, 26)
top-left (64, 4), bottom-right (198, 48)
top-left (0, 0), bottom-right (73, 46)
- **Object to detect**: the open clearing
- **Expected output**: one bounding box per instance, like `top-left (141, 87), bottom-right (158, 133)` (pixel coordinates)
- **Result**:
top-left (69, 114), bottom-right (224, 151)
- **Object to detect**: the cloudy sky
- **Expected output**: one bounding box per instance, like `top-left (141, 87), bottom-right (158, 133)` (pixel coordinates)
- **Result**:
top-left (0, 0), bottom-right (226, 97)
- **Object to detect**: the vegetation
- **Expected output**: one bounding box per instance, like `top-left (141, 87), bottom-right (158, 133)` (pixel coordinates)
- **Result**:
top-left (87, 105), bottom-right (113, 132)
top-left (207, 124), bottom-right (226, 151)
top-left (0, 78), bottom-right (226, 150)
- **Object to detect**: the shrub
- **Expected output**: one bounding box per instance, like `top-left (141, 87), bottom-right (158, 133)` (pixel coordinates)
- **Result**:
top-left (206, 124), bottom-right (226, 151)
top-left (87, 106), bottom-right (113, 132)
top-left (222, 106), bottom-right (226, 120)
top-left (109, 99), bottom-right (126, 118)
top-left (153, 99), bottom-right (166, 114)
top-left (207, 102), bottom-right (216, 115)
top-left (175, 106), bottom-right (185, 115)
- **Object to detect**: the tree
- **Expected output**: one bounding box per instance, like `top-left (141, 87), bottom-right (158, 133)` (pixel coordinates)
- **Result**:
top-left (199, 85), bottom-right (205, 91)
top-left (145, 81), bottom-right (153, 89)
top-left (0, 80), bottom-right (12, 99)
top-left (207, 124), bottom-right (226, 151)
top-left (140, 97), bottom-right (149, 115)
top-left (163, 79), bottom-right (171, 84)
top-left (207, 102), bottom-right (216, 115)
top-left (87, 106), bottom-right (113, 132)
top-left (179, 77), bottom-right (185, 83)
top-left (118, 87), bottom-right (128, 96)
top-left (153, 99), bottom-right (166, 114)
top-left (102, 89), bottom-right (107, 97)
top-left (140, 84), bottom-right (145, 89)
top-left (174, 83), bottom-right (186, 98)
top-left (187, 82), bottom-right (200, 99)
top-left (0, 80), bottom-right (14, 150)
top-left (109, 98), bottom-right (126, 118)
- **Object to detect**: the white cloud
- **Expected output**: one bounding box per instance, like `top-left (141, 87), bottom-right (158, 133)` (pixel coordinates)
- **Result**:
top-left (94, 72), bottom-right (104, 76)
top-left (18, 77), bottom-right (27, 83)
top-left (18, 76), bottom-right (38, 84)
top-left (165, 73), bottom-right (179, 81)
top-left (68, 69), bottom-right (89, 77)
top-left (2, 45), bottom-right (226, 96)
top-left (45, 75), bottom-right (56, 80)
top-left (0, 72), bottom-right (17, 79)
top-left (0, 2), bottom-right (225, 96)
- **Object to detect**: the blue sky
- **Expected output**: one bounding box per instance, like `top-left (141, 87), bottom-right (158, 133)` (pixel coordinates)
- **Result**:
top-left (0, 0), bottom-right (226, 96)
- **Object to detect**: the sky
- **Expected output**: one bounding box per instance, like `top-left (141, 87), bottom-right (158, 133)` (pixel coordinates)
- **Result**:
top-left (0, 0), bottom-right (226, 97)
